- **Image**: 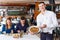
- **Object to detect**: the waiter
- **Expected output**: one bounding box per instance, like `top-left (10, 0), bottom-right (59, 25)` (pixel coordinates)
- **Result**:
top-left (37, 2), bottom-right (58, 40)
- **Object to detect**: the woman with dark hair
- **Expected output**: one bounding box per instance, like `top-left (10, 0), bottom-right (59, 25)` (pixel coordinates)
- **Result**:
top-left (16, 16), bottom-right (29, 33)
top-left (2, 18), bottom-right (15, 34)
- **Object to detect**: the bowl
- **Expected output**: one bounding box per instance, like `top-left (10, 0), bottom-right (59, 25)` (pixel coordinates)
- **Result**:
top-left (29, 26), bottom-right (40, 33)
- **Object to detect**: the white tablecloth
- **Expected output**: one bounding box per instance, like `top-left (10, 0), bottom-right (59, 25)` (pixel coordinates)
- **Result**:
top-left (0, 34), bottom-right (40, 40)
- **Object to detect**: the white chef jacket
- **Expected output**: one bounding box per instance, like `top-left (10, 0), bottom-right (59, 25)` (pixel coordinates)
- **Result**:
top-left (37, 10), bottom-right (58, 34)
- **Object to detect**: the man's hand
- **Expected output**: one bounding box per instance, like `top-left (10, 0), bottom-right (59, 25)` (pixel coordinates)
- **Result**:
top-left (30, 32), bottom-right (34, 35)
top-left (17, 30), bottom-right (20, 33)
top-left (41, 24), bottom-right (47, 29)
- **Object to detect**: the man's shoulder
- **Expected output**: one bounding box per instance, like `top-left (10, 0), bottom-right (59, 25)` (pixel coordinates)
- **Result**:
top-left (46, 10), bottom-right (54, 13)
top-left (46, 10), bottom-right (56, 15)
top-left (37, 14), bottom-right (41, 18)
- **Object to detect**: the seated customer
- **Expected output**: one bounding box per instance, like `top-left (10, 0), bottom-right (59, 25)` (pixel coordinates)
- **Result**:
top-left (2, 18), bottom-right (15, 34)
top-left (16, 16), bottom-right (29, 33)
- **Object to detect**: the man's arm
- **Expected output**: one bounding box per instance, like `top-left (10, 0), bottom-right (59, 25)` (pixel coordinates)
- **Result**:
top-left (47, 13), bottom-right (58, 30)
top-left (36, 16), bottom-right (41, 27)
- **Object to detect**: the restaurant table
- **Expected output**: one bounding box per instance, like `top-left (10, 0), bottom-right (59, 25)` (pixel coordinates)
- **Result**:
top-left (0, 34), bottom-right (40, 40)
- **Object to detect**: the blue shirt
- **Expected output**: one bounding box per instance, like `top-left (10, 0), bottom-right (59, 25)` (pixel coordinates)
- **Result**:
top-left (16, 22), bottom-right (29, 33)
top-left (2, 24), bottom-right (15, 33)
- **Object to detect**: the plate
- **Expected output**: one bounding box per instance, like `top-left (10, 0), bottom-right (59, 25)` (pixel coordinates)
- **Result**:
top-left (29, 26), bottom-right (40, 33)
top-left (13, 34), bottom-right (20, 38)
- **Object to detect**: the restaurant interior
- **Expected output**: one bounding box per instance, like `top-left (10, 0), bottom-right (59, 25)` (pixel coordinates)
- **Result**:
top-left (0, 0), bottom-right (60, 40)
